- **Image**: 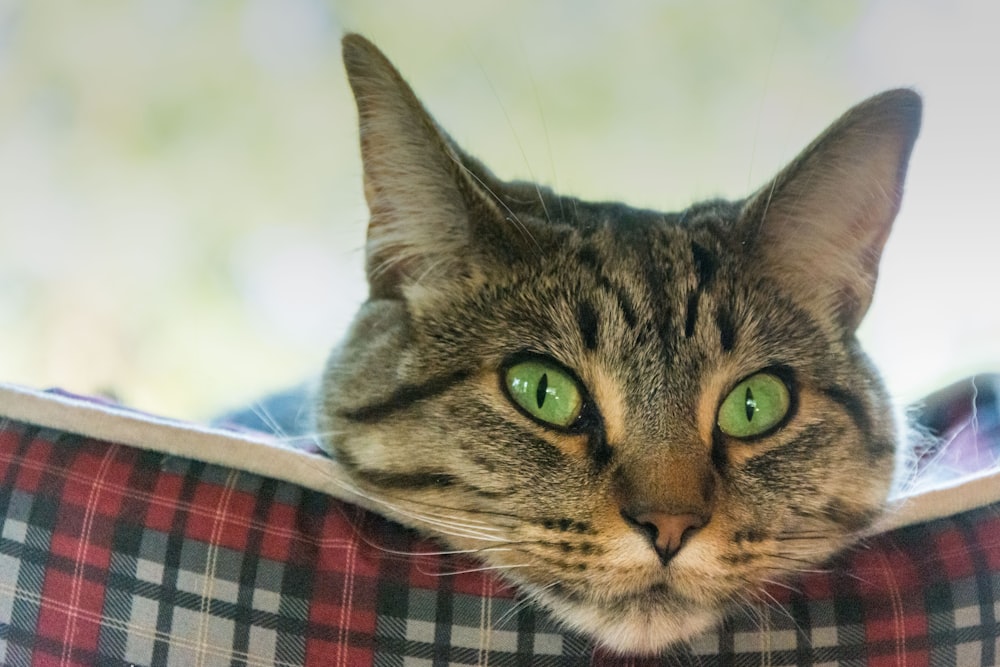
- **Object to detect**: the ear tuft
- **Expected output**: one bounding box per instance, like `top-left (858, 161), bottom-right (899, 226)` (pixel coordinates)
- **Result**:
top-left (740, 88), bottom-right (922, 330)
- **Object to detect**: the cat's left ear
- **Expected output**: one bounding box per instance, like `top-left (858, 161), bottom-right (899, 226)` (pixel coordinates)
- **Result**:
top-left (342, 34), bottom-right (526, 301)
top-left (740, 89), bottom-right (921, 331)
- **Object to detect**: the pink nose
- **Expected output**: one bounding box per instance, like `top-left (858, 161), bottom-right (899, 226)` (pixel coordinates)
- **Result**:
top-left (629, 512), bottom-right (705, 564)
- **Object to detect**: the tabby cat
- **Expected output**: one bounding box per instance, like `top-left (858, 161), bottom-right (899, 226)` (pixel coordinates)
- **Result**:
top-left (316, 34), bottom-right (921, 653)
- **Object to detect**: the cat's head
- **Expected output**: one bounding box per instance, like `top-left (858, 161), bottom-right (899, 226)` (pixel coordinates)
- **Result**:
top-left (317, 34), bottom-right (921, 654)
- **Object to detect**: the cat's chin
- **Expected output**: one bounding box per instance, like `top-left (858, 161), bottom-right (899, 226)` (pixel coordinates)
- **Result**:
top-left (514, 567), bottom-right (728, 654)
top-left (547, 597), bottom-right (722, 655)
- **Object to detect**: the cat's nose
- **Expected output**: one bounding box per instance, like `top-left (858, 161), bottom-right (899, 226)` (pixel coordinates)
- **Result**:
top-left (625, 511), bottom-right (706, 565)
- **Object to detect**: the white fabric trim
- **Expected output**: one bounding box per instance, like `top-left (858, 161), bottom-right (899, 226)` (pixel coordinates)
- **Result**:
top-left (0, 383), bottom-right (383, 515)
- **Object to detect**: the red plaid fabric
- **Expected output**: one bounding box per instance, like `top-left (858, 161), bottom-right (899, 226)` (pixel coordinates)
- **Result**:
top-left (1, 376), bottom-right (999, 665)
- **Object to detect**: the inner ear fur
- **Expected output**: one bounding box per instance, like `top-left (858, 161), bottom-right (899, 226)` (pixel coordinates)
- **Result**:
top-left (342, 34), bottom-right (534, 300)
top-left (739, 89), bottom-right (922, 331)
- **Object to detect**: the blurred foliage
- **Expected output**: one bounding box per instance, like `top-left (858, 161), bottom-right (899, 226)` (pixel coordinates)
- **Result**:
top-left (0, 0), bottom-right (996, 419)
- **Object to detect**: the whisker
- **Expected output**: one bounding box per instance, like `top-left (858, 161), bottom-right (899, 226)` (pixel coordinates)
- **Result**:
top-left (249, 402), bottom-right (289, 440)
top-left (731, 590), bottom-right (770, 635)
top-left (473, 58), bottom-right (553, 227)
top-left (456, 161), bottom-right (543, 254)
top-left (322, 476), bottom-right (512, 542)
top-left (365, 489), bottom-right (523, 529)
top-left (757, 576), bottom-right (802, 595)
top-left (766, 552), bottom-right (832, 569)
top-left (495, 581), bottom-right (563, 629)
top-left (301, 450), bottom-right (519, 528)
top-left (359, 541), bottom-right (516, 559)
top-left (748, 582), bottom-right (805, 636)
top-left (417, 562), bottom-right (534, 578)
top-left (525, 55), bottom-right (563, 221)
top-left (331, 475), bottom-right (527, 528)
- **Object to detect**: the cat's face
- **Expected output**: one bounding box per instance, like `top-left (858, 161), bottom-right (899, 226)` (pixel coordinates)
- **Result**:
top-left (317, 35), bottom-right (921, 654)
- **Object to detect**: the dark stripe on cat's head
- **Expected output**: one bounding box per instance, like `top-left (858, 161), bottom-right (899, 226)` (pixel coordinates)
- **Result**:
top-left (684, 240), bottom-right (722, 339)
top-left (578, 245), bottom-right (602, 272)
top-left (339, 368), bottom-right (473, 422)
top-left (690, 241), bottom-right (718, 286)
top-left (579, 243), bottom-right (638, 330)
top-left (684, 291), bottom-right (700, 339)
top-left (354, 469), bottom-right (459, 490)
top-left (362, 469), bottom-right (512, 499)
top-left (337, 447), bottom-right (506, 496)
top-left (710, 431), bottom-right (728, 473)
top-left (818, 384), bottom-right (871, 438)
top-left (608, 281), bottom-right (639, 330)
top-left (637, 229), bottom-right (677, 367)
top-left (589, 430), bottom-right (614, 470)
top-left (576, 299), bottom-right (600, 350)
top-left (716, 306), bottom-right (736, 352)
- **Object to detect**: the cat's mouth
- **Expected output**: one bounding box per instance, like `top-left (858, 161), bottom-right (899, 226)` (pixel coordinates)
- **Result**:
top-left (516, 544), bottom-right (716, 607)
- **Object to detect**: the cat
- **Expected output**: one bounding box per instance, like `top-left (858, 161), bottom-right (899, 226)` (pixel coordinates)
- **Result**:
top-left (315, 33), bottom-right (921, 654)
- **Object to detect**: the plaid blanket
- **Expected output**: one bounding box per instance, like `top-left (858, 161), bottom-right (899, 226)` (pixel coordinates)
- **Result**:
top-left (1, 375), bottom-right (998, 665)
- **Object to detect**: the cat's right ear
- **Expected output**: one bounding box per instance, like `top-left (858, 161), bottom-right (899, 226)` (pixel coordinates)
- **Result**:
top-left (342, 34), bottom-right (524, 301)
top-left (739, 89), bottom-right (922, 331)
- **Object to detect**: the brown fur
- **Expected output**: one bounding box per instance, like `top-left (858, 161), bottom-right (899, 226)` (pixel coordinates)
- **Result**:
top-left (317, 34), bottom-right (921, 653)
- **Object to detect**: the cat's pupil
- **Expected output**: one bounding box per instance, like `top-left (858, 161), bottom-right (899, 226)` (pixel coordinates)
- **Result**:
top-left (537, 373), bottom-right (549, 409)
top-left (745, 387), bottom-right (757, 422)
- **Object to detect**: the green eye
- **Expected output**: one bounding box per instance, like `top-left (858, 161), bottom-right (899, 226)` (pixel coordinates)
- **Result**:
top-left (504, 358), bottom-right (584, 429)
top-left (717, 372), bottom-right (791, 438)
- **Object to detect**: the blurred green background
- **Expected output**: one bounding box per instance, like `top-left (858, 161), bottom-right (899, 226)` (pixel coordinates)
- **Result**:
top-left (1, 0), bottom-right (997, 421)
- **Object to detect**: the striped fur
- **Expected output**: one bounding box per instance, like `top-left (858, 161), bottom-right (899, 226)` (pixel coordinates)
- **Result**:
top-left (316, 35), bottom-right (921, 654)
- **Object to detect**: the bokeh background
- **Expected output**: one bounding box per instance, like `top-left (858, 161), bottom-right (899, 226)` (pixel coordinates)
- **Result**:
top-left (1, 1), bottom-right (997, 421)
